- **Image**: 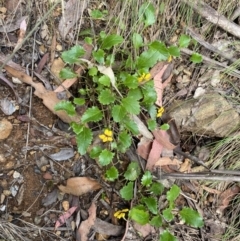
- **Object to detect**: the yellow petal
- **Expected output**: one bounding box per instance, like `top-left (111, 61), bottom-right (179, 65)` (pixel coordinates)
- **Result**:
top-left (99, 134), bottom-right (105, 140)
top-left (107, 137), bottom-right (113, 142)
top-left (145, 73), bottom-right (151, 81)
top-left (104, 129), bottom-right (112, 137)
top-left (114, 210), bottom-right (121, 217)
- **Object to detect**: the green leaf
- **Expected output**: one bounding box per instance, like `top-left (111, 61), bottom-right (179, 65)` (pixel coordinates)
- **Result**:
top-left (121, 96), bottom-right (140, 114)
top-left (147, 119), bottom-right (157, 131)
top-left (120, 182), bottom-right (134, 201)
top-left (141, 81), bottom-right (157, 108)
top-left (106, 53), bottom-right (115, 66)
top-left (179, 207), bottom-right (204, 228)
top-left (93, 49), bottom-right (105, 64)
top-left (162, 207), bottom-right (174, 222)
top-left (81, 106), bottom-right (103, 123)
top-left (70, 123), bottom-right (83, 135)
top-left (90, 146), bottom-right (102, 159)
top-left (141, 171), bottom-right (153, 187)
top-left (149, 182), bottom-right (164, 195)
top-left (159, 230), bottom-right (177, 241)
top-left (84, 37), bottom-right (92, 45)
top-left (73, 98), bottom-right (85, 106)
top-left (98, 89), bottom-right (115, 105)
top-left (160, 123), bottom-right (170, 130)
top-left (148, 105), bottom-right (157, 119)
top-left (105, 166), bottom-right (119, 181)
top-left (128, 88), bottom-right (143, 100)
top-left (61, 45), bottom-right (85, 64)
top-left (123, 75), bottom-right (138, 89)
top-left (124, 162), bottom-right (141, 181)
top-left (149, 41), bottom-right (169, 60)
top-left (98, 75), bottom-right (110, 86)
top-left (101, 34), bottom-right (123, 50)
top-left (136, 49), bottom-right (159, 69)
top-left (112, 105), bottom-right (127, 122)
top-left (167, 184), bottom-right (180, 202)
top-left (90, 9), bottom-right (107, 19)
top-left (132, 33), bottom-right (143, 49)
top-left (88, 67), bottom-right (98, 76)
top-left (139, 3), bottom-right (156, 27)
top-left (99, 149), bottom-right (114, 166)
top-left (59, 67), bottom-right (77, 79)
top-left (168, 46), bottom-right (180, 57)
top-left (76, 127), bottom-right (93, 155)
top-left (179, 34), bottom-right (191, 48)
top-left (129, 205), bottom-right (149, 225)
top-left (190, 53), bottom-right (203, 63)
top-left (142, 197), bottom-right (157, 214)
top-left (122, 118), bottom-right (139, 135)
top-left (118, 131), bottom-right (131, 153)
top-left (54, 100), bottom-right (76, 116)
top-left (150, 215), bottom-right (162, 227)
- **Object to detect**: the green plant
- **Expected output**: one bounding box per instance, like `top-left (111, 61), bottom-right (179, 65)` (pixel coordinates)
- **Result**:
top-left (54, 4), bottom-right (203, 240)
top-left (119, 162), bottom-right (204, 240)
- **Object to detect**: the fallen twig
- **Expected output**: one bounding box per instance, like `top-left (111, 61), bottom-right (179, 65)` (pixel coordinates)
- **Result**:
top-left (181, 48), bottom-right (240, 79)
top-left (156, 171), bottom-right (240, 182)
top-left (181, 0), bottom-right (240, 39)
top-left (186, 27), bottom-right (237, 63)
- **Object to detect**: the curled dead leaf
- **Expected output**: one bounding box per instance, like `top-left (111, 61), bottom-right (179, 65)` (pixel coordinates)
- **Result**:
top-left (154, 156), bottom-right (182, 168)
top-left (58, 177), bottom-right (101, 196)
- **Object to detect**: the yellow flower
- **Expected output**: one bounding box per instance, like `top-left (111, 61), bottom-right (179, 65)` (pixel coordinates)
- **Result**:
top-left (168, 55), bottom-right (172, 62)
top-left (99, 129), bottom-right (113, 142)
top-left (114, 209), bottom-right (129, 219)
top-left (138, 73), bottom-right (151, 82)
top-left (157, 106), bottom-right (164, 117)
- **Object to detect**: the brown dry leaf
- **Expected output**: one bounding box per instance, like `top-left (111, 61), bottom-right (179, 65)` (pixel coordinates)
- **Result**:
top-left (217, 185), bottom-right (240, 214)
top-left (133, 222), bottom-right (155, 238)
top-left (146, 139), bottom-right (163, 171)
top-left (58, 177), bottom-right (101, 196)
top-left (137, 137), bottom-right (152, 160)
top-left (3, 63), bottom-right (81, 123)
top-left (152, 129), bottom-right (176, 150)
top-left (154, 157), bottom-right (182, 168)
top-left (179, 158), bottom-right (191, 172)
top-left (150, 62), bottom-right (173, 106)
top-left (76, 202), bottom-right (96, 241)
top-left (51, 57), bottom-right (65, 80)
top-left (13, 18), bottom-right (27, 51)
top-left (58, 0), bottom-right (89, 39)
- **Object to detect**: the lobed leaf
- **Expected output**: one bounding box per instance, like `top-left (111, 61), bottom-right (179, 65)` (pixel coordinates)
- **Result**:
top-left (76, 127), bottom-right (93, 155)
top-left (120, 182), bottom-right (134, 201)
top-left (81, 106), bottom-right (103, 123)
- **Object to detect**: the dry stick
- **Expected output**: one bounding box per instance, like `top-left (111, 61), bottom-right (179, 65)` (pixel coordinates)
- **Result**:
top-left (180, 0), bottom-right (240, 39)
top-left (181, 48), bottom-right (240, 79)
top-left (186, 27), bottom-right (237, 63)
top-left (157, 172), bottom-right (240, 182)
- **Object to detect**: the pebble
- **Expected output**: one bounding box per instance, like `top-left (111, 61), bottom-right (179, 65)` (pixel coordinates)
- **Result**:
top-left (0, 119), bottom-right (13, 140)
top-left (193, 87), bottom-right (206, 99)
top-left (62, 200), bottom-right (69, 211)
top-left (43, 171), bottom-right (53, 180)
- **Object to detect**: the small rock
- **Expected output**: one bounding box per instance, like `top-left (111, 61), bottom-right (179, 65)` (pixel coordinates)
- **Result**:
top-left (5, 161), bottom-right (14, 169)
top-left (43, 171), bottom-right (53, 180)
top-left (0, 194), bottom-right (5, 204)
top-left (0, 154), bottom-right (6, 163)
top-left (62, 200), bottom-right (69, 211)
top-left (210, 70), bottom-right (221, 87)
top-left (3, 190), bottom-right (11, 196)
top-left (34, 216), bottom-right (42, 225)
top-left (167, 92), bottom-right (240, 137)
top-left (0, 119), bottom-right (13, 140)
top-left (193, 87), bottom-right (206, 99)
top-left (13, 171), bottom-right (21, 179)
